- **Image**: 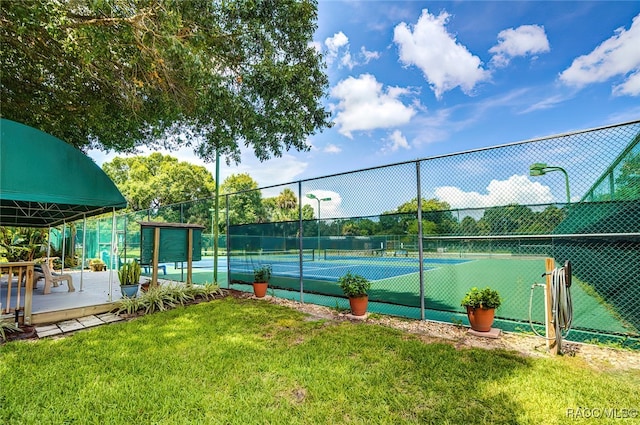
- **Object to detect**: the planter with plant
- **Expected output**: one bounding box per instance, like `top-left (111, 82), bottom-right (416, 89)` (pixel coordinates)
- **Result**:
top-left (460, 286), bottom-right (502, 332)
top-left (337, 271), bottom-right (371, 316)
top-left (252, 265), bottom-right (272, 298)
top-left (89, 258), bottom-right (106, 272)
top-left (118, 260), bottom-right (142, 298)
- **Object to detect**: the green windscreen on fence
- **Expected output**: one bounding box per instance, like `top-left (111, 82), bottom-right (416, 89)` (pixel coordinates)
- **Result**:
top-left (140, 224), bottom-right (203, 264)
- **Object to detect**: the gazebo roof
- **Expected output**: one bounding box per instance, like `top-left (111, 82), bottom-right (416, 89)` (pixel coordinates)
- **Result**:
top-left (0, 119), bottom-right (127, 227)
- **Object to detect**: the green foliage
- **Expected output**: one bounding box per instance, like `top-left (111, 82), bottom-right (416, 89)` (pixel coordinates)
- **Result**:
top-left (89, 258), bottom-right (106, 271)
top-left (0, 227), bottom-right (48, 261)
top-left (116, 297), bottom-right (143, 316)
top-left (253, 265), bottom-right (272, 283)
top-left (337, 271), bottom-right (371, 298)
top-left (142, 286), bottom-right (176, 314)
top-left (115, 282), bottom-right (222, 316)
top-left (0, 320), bottom-right (22, 341)
top-left (461, 287), bottom-right (502, 310)
top-left (118, 260), bottom-right (141, 286)
top-left (222, 173), bottom-right (266, 225)
top-left (102, 153), bottom-right (216, 211)
top-left (263, 188), bottom-right (310, 222)
top-left (1, 1), bottom-right (331, 163)
top-left (186, 283), bottom-right (224, 301)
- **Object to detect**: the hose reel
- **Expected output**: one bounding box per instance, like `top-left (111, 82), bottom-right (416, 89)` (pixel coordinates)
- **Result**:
top-left (529, 260), bottom-right (573, 354)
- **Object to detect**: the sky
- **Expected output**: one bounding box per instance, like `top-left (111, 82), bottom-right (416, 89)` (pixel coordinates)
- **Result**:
top-left (89, 1), bottom-right (640, 215)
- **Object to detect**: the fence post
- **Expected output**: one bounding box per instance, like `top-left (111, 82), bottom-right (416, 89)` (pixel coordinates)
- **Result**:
top-left (298, 181), bottom-right (304, 303)
top-left (417, 161), bottom-right (425, 320)
top-left (545, 257), bottom-right (558, 355)
top-left (225, 194), bottom-right (231, 289)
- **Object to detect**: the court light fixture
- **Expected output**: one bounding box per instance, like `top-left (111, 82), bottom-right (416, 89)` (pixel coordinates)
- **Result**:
top-left (306, 193), bottom-right (331, 254)
top-left (529, 163), bottom-right (571, 204)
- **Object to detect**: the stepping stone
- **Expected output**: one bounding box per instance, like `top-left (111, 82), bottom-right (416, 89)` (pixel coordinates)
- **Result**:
top-left (58, 320), bottom-right (84, 333)
top-left (467, 327), bottom-right (502, 339)
top-left (344, 313), bottom-right (368, 321)
top-left (96, 312), bottom-right (123, 323)
top-left (35, 324), bottom-right (63, 338)
top-left (77, 315), bottom-right (103, 328)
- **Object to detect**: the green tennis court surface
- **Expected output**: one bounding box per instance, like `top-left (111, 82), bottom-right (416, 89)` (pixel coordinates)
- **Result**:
top-left (226, 253), bottom-right (637, 337)
top-left (154, 252), bottom-right (637, 339)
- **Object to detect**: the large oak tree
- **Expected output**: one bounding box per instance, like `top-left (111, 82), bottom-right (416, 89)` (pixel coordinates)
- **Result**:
top-left (1, 0), bottom-right (331, 163)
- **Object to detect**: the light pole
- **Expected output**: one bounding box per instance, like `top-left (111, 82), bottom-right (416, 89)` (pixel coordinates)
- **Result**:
top-left (306, 193), bottom-right (331, 255)
top-left (209, 208), bottom-right (215, 283)
top-left (530, 163), bottom-right (571, 204)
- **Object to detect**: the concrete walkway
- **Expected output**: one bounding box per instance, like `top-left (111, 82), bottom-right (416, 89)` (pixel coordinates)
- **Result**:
top-left (34, 312), bottom-right (124, 338)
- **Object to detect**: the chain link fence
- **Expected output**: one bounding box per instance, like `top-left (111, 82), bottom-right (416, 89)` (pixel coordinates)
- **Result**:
top-left (61, 120), bottom-right (639, 347)
top-left (224, 120), bottom-right (640, 347)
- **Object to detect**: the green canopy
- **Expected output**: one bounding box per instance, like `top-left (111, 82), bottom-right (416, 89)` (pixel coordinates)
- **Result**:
top-left (0, 119), bottom-right (127, 227)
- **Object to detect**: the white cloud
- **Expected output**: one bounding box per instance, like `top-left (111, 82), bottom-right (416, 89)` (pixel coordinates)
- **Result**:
top-left (341, 51), bottom-right (355, 70)
top-left (434, 175), bottom-right (554, 209)
top-left (613, 70), bottom-right (640, 96)
top-left (324, 144), bottom-right (342, 154)
top-left (559, 13), bottom-right (640, 96)
top-left (325, 31), bottom-right (349, 66)
top-left (360, 46), bottom-right (380, 64)
top-left (520, 94), bottom-right (570, 114)
top-left (384, 130), bottom-right (411, 152)
top-left (393, 9), bottom-right (490, 99)
top-left (323, 31), bottom-right (380, 70)
top-left (489, 24), bottom-right (550, 67)
top-left (330, 74), bottom-right (417, 138)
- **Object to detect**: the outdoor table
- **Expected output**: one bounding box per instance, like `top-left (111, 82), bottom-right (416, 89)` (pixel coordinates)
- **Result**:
top-left (0, 261), bottom-right (35, 314)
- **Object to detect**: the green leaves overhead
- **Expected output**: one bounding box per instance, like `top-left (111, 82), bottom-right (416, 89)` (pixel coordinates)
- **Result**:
top-left (1, 0), bottom-right (331, 163)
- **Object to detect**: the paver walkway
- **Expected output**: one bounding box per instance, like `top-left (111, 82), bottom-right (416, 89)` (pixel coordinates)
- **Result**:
top-left (35, 313), bottom-right (123, 338)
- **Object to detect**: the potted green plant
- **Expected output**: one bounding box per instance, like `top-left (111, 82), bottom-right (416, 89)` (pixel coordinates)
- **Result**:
top-left (461, 286), bottom-right (502, 332)
top-left (252, 265), bottom-right (272, 298)
top-left (88, 258), bottom-right (106, 272)
top-left (118, 260), bottom-right (142, 298)
top-left (337, 271), bottom-right (371, 316)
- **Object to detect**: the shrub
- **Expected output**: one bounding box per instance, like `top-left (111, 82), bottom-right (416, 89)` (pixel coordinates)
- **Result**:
top-left (461, 287), bottom-right (502, 310)
top-left (253, 265), bottom-right (272, 283)
top-left (337, 272), bottom-right (371, 298)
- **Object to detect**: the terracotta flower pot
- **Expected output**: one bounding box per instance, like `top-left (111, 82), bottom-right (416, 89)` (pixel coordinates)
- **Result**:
top-left (466, 306), bottom-right (495, 332)
top-left (253, 282), bottom-right (268, 298)
top-left (349, 295), bottom-right (368, 316)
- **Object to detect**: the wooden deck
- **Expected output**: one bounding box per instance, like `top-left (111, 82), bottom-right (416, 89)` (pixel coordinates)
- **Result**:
top-left (1, 270), bottom-right (123, 325)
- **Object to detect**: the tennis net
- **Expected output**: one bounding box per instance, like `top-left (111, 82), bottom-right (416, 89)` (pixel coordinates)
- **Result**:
top-left (323, 248), bottom-right (385, 260)
top-left (229, 249), bottom-right (315, 265)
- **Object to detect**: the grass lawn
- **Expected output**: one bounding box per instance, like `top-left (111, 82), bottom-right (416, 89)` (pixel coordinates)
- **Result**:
top-left (1, 297), bottom-right (639, 424)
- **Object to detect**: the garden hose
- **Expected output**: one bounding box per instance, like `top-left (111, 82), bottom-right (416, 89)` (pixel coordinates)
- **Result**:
top-left (528, 261), bottom-right (573, 351)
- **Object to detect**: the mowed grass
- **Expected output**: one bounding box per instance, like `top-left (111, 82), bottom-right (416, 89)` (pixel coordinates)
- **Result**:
top-left (1, 298), bottom-right (638, 424)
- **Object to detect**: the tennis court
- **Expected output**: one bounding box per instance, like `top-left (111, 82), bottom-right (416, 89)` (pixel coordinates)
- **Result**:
top-left (222, 249), bottom-right (636, 338)
top-left (227, 249), bottom-right (471, 281)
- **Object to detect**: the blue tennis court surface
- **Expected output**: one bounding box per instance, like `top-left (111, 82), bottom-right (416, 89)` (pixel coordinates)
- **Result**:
top-left (224, 254), bottom-right (472, 282)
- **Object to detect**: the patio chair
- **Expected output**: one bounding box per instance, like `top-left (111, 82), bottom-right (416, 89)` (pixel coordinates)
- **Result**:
top-left (41, 263), bottom-right (75, 294)
top-left (33, 264), bottom-right (45, 287)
